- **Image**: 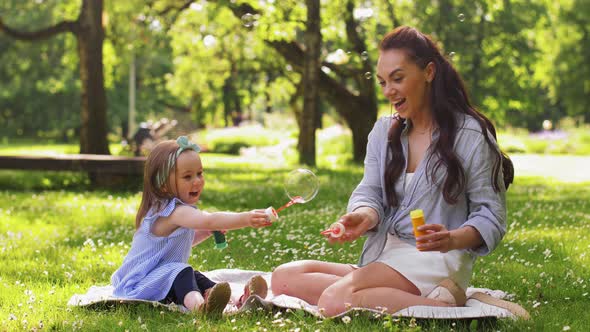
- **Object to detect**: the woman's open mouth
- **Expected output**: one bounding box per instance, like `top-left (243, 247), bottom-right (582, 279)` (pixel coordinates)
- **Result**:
top-left (394, 98), bottom-right (406, 109)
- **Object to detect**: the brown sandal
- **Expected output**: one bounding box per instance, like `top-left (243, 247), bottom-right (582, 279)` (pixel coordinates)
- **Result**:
top-left (236, 275), bottom-right (268, 309)
top-left (201, 282), bottom-right (231, 315)
top-left (426, 278), bottom-right (467, 306)
top-left (469, 292), bottom-right (531, 320)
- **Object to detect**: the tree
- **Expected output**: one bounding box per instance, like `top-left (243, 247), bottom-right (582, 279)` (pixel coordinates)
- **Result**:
top-left (299, 0), bottom-right (321, 165)
top-left (0, 0), bottom-right (109, 154)
top-left (0, 3), bottom-right (79, 140)
top-left (224, 0), bottom-right (377, 163)
top-left (535, 0), bottom-right (590, 123)
top-left (413, 0), bottom-right (550, 128)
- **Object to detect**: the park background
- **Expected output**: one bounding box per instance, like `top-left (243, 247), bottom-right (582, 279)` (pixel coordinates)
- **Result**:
top-left (1, 0), bottom-right (589, 331)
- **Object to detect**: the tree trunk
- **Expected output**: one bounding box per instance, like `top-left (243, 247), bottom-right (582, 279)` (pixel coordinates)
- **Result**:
top-left (0, 0), bottom-right (110, 155)
top-left (222, 60), bottom-right (241, 127)
top-left (78, 0), bottom-right (109, 154)
top-left (329, 91), bottom-right (375, 162)
top-left (222, 78), bottom-right (232, 127)
top-left (299, 0), bottom-right (321, 166)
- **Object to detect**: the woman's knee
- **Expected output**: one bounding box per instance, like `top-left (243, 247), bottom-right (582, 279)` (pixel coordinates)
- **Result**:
top-left (270, 260), bottom-right (315, 295)
top-left (317, 280), bottom-right (352, 317)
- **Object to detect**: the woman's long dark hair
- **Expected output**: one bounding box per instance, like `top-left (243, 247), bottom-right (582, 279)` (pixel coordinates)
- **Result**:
top-left (381, 26), bottom-right (513, 207)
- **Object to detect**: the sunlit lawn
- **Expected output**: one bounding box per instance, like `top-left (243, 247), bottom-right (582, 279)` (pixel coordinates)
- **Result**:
top-left (0, 149), bottom-right (589, 331)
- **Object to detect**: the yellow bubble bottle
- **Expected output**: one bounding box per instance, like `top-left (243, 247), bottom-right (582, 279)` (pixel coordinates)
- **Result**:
top-left (410, 209), bottom-right (427, 238)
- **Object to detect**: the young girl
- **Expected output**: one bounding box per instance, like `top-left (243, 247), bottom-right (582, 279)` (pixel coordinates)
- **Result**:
top-left (111, 136), bottom-right (270, 315)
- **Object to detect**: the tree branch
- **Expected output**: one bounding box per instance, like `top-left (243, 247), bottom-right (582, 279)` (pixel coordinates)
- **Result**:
top-left (159, 100), bottom-right (192, 113)
top-left (384, 0), bottom-right (400, 28)
top-left (217, 1), bottom-right (369, 123)
top-left (343, 0), bottom-right (373, 96)
top-left (321, 61), bottom-right (362, 78)
top-left (266, 39), bottom-right (359, 121)
top-left (156, 0), bottom-right (195, 16)
top-left (221, 1), bottom-right (260, 18)
top-left (344, 0), bottom-right (367, 54)
top-left (0, 18), bottom-right (77, 40)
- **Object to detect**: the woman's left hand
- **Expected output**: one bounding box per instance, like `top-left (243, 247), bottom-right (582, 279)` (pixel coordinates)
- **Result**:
top-left (415, 224), bottom-right (455, 253)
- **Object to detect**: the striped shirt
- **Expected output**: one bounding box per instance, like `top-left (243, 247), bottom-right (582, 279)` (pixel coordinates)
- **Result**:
top-left (111, 198), bottom-right (196, 301)
top-left (349, 114), bottom-right (507, 267)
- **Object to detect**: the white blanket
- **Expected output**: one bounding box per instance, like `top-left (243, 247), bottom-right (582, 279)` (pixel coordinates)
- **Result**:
top-left (68, 269), bottom-right (521, 319)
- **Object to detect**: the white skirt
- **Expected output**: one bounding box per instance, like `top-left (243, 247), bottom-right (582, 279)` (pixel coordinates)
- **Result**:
top-left (373, 234), bottom-right (475, 296)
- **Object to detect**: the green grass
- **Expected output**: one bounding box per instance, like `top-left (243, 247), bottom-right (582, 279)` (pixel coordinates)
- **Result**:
top-left (1, 154), bottom-right (589, 331)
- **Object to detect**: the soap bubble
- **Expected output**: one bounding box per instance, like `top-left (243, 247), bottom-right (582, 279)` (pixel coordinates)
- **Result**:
top-left (241, 13), bottom-right (256, 28)
top-left (364, 72), bottom-right (372, 80)
top-left (284, 168), bottom-right (319, 203)
top-left (458, 13), bottom-right (465, 22)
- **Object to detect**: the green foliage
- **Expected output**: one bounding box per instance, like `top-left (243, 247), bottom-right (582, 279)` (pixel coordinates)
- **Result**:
top-left (407, 0), bottom-right (552, 127)
top-left (1, 0), bottom-right (589, 155)
top-left (0, 0), bottom-right (80, 138)
top-left (534, 0), bottom-right (590, 120)
top-left (196, 125), bottom-right (283, 154)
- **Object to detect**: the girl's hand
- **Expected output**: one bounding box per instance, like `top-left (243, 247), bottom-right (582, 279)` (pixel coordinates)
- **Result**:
top-left (415, 224), bottom-right (454, 253)
top-left (324, 211), bottom-right (376, 244)
top-left (247, 209), bottom-right (273, 228)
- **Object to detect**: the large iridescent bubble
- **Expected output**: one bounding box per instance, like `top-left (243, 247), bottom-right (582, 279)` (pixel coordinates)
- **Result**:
top-left (284, 168), bottom-right (319, 203)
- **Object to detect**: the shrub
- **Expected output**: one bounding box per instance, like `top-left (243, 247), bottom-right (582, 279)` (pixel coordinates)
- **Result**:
top-left (197, 125), bottom-right (284, 155)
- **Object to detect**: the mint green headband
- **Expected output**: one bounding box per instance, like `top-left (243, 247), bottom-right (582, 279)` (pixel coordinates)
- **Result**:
top-left (156, 136), bottom-right (200, 188)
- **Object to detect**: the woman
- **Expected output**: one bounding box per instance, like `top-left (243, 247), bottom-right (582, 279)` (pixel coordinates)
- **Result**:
top-left (271, 26), bottom-right (514, 317)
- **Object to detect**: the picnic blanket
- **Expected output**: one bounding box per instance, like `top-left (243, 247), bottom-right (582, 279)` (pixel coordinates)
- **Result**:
top-left (68, 269), bottom-right (528, 320)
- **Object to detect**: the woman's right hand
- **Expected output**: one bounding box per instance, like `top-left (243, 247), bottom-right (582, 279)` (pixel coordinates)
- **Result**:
top-left (247, 209), bottom-right (273, 228)
top-left (326, 209), bottom-right (378, 244)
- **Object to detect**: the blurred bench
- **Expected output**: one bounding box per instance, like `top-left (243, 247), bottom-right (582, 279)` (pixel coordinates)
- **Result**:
top-left (0, 154), bottom-right (145, 174)
top-left (0, 154), bottom-right (146, 186)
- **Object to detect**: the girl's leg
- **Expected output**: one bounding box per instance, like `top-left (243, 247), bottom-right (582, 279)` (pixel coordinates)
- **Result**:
top-left (317, 262), bottom-right (451, 317)
top-left (193, 271), bottom-right (216, 294)
top-left (165, 267), bottom-right (230, 313)
top-left (192, 270), bottom-right (231, 314)
top-left (183, 291), bottom-right (205, 311)
top-left (165, 267), bottom-right (204, 311)
top-left (271, 260), bottom-right (355, 305)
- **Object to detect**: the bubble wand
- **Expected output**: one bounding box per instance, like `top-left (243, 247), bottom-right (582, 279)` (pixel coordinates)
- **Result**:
top-left (264, 169), bottom-right (319, 222)
top-left (320, 222), bottom-right (346, 238)
top-left (276, 196), bottom-right (305, 213)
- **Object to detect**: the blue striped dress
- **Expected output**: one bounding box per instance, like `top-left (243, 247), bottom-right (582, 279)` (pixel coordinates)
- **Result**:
top-left (111, 198), bottom-right (196, 301)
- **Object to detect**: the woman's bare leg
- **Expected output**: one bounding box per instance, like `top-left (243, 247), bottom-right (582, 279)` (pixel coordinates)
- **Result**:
top-left (318, 262), bottom-right (451, 317)
top-left (271, 260), bottom-right (355, 305)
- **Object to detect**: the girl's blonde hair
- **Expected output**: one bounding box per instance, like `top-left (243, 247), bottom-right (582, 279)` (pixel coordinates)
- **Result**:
top-left (135, 140), bottom-right (178, 229)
